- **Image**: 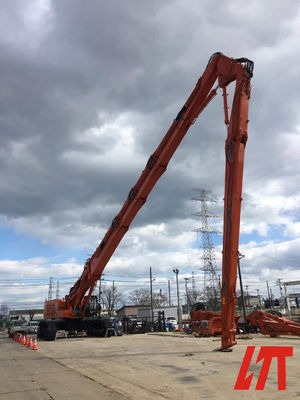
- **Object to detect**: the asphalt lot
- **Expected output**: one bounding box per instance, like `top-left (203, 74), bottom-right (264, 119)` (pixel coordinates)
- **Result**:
top-left (1, 330), bottom-right (300, 399)
top-left (0, 331), bottom-right (125, 400)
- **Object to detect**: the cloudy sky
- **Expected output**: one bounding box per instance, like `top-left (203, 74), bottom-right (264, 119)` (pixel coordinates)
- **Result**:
top-left (1, 0), bottom-right (300, 310)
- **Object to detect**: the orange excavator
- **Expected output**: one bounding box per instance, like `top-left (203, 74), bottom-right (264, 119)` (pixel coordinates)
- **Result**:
top-left (39, 52), bottom-right (253, 350)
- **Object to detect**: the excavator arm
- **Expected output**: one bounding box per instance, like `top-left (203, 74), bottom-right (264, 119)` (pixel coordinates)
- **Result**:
top-left (221, 58), bottom-right (253, 349)
top-left (248, 310), bottom-right (300, 337)
top-left (48, 52), bottom-right (253, 350)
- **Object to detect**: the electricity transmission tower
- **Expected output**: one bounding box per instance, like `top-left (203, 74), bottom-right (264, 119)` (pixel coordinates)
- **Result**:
top-left (56, 281), bottom-right (60, 299)
top-left (48, 277), bottom-right (54, 300)
top-left (192, 188), bottom-right (221, 311)
top-left (184, 277), bottom-right (191, 313)
top-left (190, 271), bottom-right (199, 303)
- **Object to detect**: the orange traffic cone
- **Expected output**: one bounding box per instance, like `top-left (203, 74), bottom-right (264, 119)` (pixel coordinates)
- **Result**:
top-left (29, 337), bottom-right (33, 348)
top-left (19, 334), bottom-right (22, 344)
top-left (23, 335), bottom-right (27, 345)
top-left (32, 338), bottom-right (38, 350)
top-left (26, 336), bottom-right (30, 347)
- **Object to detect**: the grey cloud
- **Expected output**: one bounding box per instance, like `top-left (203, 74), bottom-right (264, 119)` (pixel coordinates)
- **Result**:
top-left (0, 0), bottom-right (300, 258)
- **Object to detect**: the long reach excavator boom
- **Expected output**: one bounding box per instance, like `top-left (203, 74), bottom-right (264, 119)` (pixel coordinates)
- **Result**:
top-left (43, 52), bottom-right (253, 350)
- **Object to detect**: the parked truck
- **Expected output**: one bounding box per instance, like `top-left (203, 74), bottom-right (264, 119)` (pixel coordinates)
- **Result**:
top-left (8, 320), bottom-right (39, 338)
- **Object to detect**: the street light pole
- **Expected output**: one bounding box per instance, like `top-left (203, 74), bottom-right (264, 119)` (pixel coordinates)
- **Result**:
top-left (173, 268), bottom-right (182, 329)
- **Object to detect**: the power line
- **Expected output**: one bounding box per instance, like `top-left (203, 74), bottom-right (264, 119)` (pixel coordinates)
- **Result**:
top-left (246, 155), bottom-right (300, 186)
top-left (261, 254), bottom-right (299, 269)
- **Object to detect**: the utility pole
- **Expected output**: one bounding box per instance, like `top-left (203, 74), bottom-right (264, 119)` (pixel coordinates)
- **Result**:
top-left (173, 268), bottom-right (182, 328)
top-left (277, 278), bottom-right (283, 307)
top-left (150, 267), bottom-right (154, 326)
top-left (256, 289), bottom-right (261, 308)
top-left (99, 279), bottom-right (102, 305)
top-left (277, 278), bottom-right (283, 297)
top-left (112, 280), bottom-right (115, 316)
top-left (245, 285), bottom-right (249, 307)
top-left (168, 280), bottom-right (171, 306)
top-left (191, 272), bottom-right (197, 304)
top-left (98, 275), bottom-right (104, 316)
top-left (237, 252), bottom-right (247, 325)
top-left (184, 277), bottom-right (190, 315)
top-left (270, 287), bottom-right (274, 309)
top-left (266, 280), bottom-right (272, 310)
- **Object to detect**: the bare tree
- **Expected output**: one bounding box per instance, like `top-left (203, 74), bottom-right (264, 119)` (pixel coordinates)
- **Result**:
top-left (189, 289), bottom-right (204, 305)
top-left (102, 284), bottom-right (123, 316)
top-left (28, 310), bottom-right (35, 321)
top-left (128, 289), bottom-right (169, 308)
top-left (152, 292), bottom-right (168, 308)
top-left (0, 304), bottom-right (9, 319)
top-left (128, 288), bottom-right (151, 305)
